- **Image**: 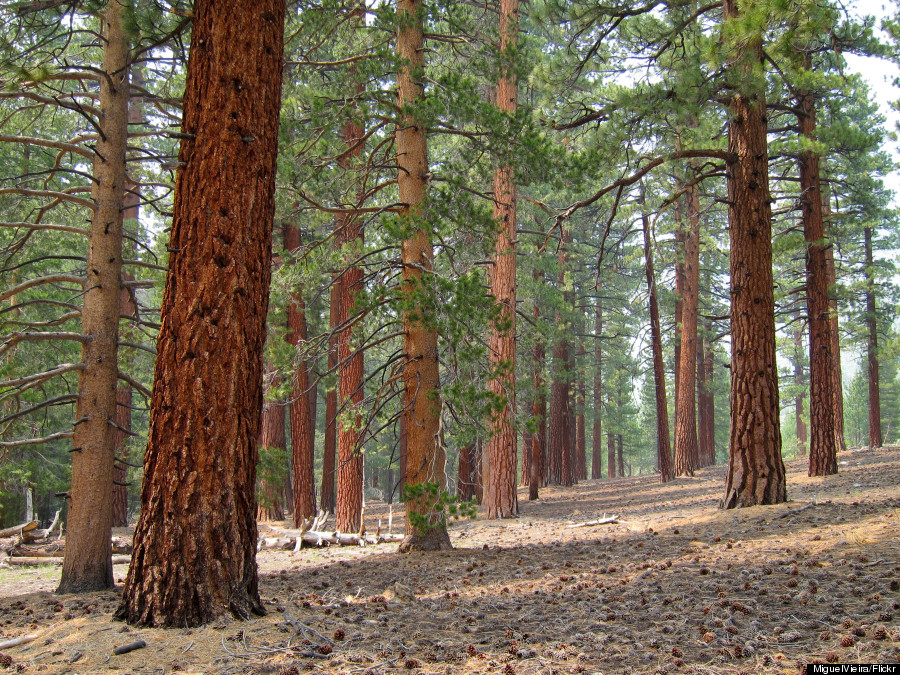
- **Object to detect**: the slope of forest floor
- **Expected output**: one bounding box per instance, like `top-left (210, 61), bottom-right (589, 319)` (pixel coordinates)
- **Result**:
top-left (0, 446), bottom-right (899, 675)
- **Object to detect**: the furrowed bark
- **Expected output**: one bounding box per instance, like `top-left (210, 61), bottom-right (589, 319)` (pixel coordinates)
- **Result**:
top-left (117, 0), bottom-right (286, 625)
top-left (484, 0), bottom-right (519, 519)
top-left (721, 0), bottom-right (786, 508)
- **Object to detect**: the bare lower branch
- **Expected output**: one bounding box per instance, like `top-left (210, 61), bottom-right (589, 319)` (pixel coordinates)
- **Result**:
top-left (0, 134), bottom-right (93, 160)
top-left (0, 362), bottom-right (85, 393)
top-left (0, 274), bottom-right (84, 303)
top-left (0, 430), bottom-right (75, 448)
top-left (118, 369), bottom-right (151, 399)
top-left (0, 187), bottom-right (96, 211)
top-left (0, 394), bottom-right (79, 425)
top-left (0, 221), bottom-right (90, 237)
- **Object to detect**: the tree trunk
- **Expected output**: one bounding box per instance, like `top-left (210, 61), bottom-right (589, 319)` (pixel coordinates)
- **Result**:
top-left (672, 197), bottom-right (685, 415)
top-left (258, 376), bottom-right (285, 522)
top-left (575, 376), bottom-right (586, 481)
top-left (863, 226), bottom-right (882, 449)
top-left (549, 228), bottom-right (571, 486)
top-left (797, 80), bottom-right (837, 476)
top-left (59, 1), bottom-right (129, 594)
top-left (530, 283), bottom-right (545, 499)
top-left (640, 202), bottom-right (674, 483)
top-left (284, 224), bottom-right (317, 524)
top-left (720, 0), bottom-right (786, 508)
top-left (616, 433), bottom-right (624, 478)
top-left (607, 431), bottom-right (616, 480)
top-left (458, 441), bottom-right (476, 500)
top-left (521, 430), bottom-right (531, 485)
top-left (116, 0), bottom-right (285, 625)
top-left (674, 180), bottom-right (700, 476)
top-left (592, 295), bottom-right (603, 479)
top-left (793, 316), bottom-right (808, 457)
top-left (822, 203), bottom-right (846, 453)
top-left (484, 0), bottom-right (519, 520)
top-left (396, 0), bottom-right (451, 552)
top-left (320, 282), bottom-right (339, 514)
top-left (335, 128), bottom-right (366, 533)
top-left (697, 327), bottom-right (716, 466)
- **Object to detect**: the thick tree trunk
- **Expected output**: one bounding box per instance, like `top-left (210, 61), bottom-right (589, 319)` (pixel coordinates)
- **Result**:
top-left (721, 0), bottom-right (786, 508)
top-left (798, 82), bottom-right (837, 476)
top-left (59, 2), bottom-right (128, 594)
top-left (396, 0), bottom-right (451, 552)
top-left (320, 283), bottom-right (339, 514)
top-left (863, 226), bottom-right (882, 449)
top-left (640, 204), bottom-right (674, 483)
top-left (284, 224), bottom-right (317, 524)
top-left (592, 296), bottom-right (603, 479)
top-left (484, 0), bottom-right (519, 519)
top-left (674, 181), bottom-right (700, 477)
top-left (116, 0), bottom-right (285, 625)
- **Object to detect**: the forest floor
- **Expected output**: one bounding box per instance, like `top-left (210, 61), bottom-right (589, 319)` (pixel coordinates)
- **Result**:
top-left (0, 446), bottom-right (899, 675)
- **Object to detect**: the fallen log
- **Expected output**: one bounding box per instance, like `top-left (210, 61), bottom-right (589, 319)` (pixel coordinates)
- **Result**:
top-left (0, 521), bottom-right (37, 538)
top-left (567, 515), bottom-right (621, 528)
top-left (260, 528), bottom-right (404, 550)
top-left (3, 555), bottom-right (131, 566)
top-left (0, 634), bottom-right (39, 650)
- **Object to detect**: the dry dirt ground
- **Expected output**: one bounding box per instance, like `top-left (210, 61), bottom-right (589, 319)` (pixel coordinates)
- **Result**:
top-left (1, 446), bottom-right (899, 675)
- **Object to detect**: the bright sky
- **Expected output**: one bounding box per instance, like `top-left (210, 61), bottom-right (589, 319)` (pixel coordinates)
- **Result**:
top-left (843, 0), bottom-right (900, 194)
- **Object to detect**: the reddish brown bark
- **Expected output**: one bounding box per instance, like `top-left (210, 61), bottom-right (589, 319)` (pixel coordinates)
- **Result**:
top-left (673, 198), bottom-right (685, 414)
top-left (576, 377), bottom-right (586, 482)
top-left (798, 82), bottom-right (837, 476)
top-left (484, 0), bottom-right (519, 519)
top-left (257, 376), bottom-right (285, 522)
top-left (863, 226), bottom-right (883, 449)
top-left (458, 441), bottom-right (476, 500)
top-left (697, 329), bottom-right (716, 466)
top-left (640, 203), bottom-right (674, 483)
top-left (607, 431), bottom-right (616, 480)
top-left (117, 0), bottom-right (285, 625)
top-left (549, 229), bottom-right (572, 486)
top-left (521, 431), bottom-right (530, 485)
top-left (284, 224), bottom-right (316, 523)
top-left (59, 2), bottom-right (128, 594)
top-left (335, 119), bottom-right (366, 533)
top-left (823, 218), bottom-right (846, 453)
top-left (531, 282), bottom-right (546, 499)
top-left (674, 181), bottom-right (700, 477)
top-left (320, 282), bottom-right (340, 514)
top-left (592, 296), bottom-right (603, 479)
top-left (396, 0), bottom-right (451, 552)
top-left (721, 0), bottom-right (786, 508)
top-left (617, 434), bottom-right (624, 477)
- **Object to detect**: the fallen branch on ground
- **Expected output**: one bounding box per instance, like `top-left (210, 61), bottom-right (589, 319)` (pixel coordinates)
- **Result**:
top-left (567, 515), bottom-right (620, 528)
